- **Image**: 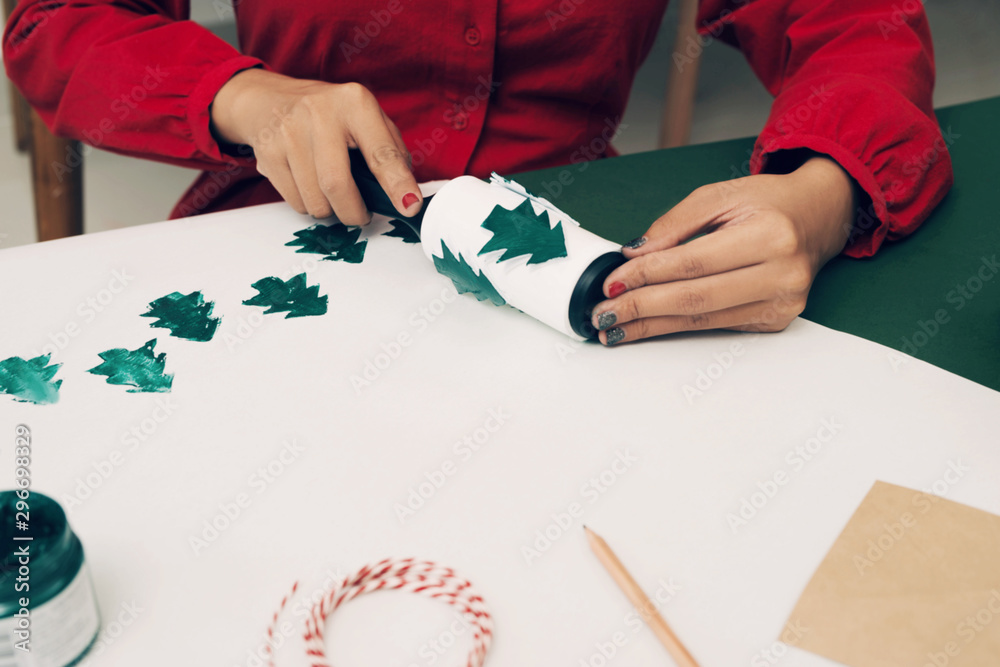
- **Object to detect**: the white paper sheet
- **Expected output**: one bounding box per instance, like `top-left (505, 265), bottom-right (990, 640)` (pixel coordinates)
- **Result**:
top-left (0, 201), bottom-right (997, 667)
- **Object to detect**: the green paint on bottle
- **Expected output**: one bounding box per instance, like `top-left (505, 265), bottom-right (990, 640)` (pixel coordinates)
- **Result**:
top-left (141, 291), bottom-right (220, 342)
top-left (88, 339), bottom-right (173, 393)
top-left (478, 199), bottom-right (567, 265)
top-left (433, 241), bottom-right (506, 306)
top-left (243, 273), bottom-right (328, 318)
top-left (286, 223), bottom-right (367, 263)
top-left (0, 354), bottom-right (62, 405)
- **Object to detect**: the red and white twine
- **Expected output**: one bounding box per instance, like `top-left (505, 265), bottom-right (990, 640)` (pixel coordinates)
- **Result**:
top-left (264, 558), bottom-right (493, 667)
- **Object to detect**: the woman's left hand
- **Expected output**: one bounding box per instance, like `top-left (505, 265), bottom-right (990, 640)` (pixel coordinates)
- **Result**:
top-left (592, 155), bottom-right (858, 345)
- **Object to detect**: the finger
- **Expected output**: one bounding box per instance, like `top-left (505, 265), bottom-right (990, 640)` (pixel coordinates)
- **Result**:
top-left (313, 140), bottom-right (371, 226)
top-left (598, 299), bottom-right (796, 346)
top-left (382, 110), bottom-right (412, 170)
top-left (257, 157), bottom-right (307, 216)
top-left (621, 182), bottom-right (735, 257)
top-left (286, 140), bottom-right (334, 219)
top-left (603, 221), bottom-right (772, 298)
top-left (593, 263), bottom-right (778, 331)
top-left (347, 105), bottom-right (421, 217)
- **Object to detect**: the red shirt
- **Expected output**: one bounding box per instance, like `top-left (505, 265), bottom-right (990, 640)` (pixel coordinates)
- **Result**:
top-left (4, 0), bottom-right (952, 257)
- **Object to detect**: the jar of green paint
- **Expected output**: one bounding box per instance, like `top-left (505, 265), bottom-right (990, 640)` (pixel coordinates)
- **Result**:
top-left (0, 490), bottom-right (101, 665)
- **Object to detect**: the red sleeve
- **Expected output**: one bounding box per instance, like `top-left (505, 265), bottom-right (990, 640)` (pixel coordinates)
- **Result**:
top-left (696, 0), bottom-right (954, 257)
top-left (2, 0), bottom-right (264, 171)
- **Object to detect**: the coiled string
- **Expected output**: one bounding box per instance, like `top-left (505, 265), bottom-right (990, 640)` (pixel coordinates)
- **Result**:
top-left (264, 557), bottom-right (493, 667)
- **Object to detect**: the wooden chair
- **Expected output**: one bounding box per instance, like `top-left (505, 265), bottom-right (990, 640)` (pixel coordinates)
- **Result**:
top-left (5, 0), bottom-right (83, 243)
top-left (660, 0), bottom-right (702, 149)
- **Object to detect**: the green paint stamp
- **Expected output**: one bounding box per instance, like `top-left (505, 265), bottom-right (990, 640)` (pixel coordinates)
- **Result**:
top-left (243, 273), bottom-right (329, 318)
top-left (286, 224), bottom-right (367, 264)
top-left (142, 291), bottom-right (220, 342)
top-left (0, 354), bottom-right (63, 405)
top-left (88, 339), bottom-right (173, 393)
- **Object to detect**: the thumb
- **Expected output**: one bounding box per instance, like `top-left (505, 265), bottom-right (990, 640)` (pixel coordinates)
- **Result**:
top-left (621, 183), bottom-right (731, 258)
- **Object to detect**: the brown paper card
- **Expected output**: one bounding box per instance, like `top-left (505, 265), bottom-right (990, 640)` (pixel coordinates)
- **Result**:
top-left (782, 480), bottom-right (1000, 667)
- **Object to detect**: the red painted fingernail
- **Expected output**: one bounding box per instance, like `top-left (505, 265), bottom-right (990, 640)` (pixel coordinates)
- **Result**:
top-left (402, 192), bottom-right (419, 209)
top-left (608, 281), bottom-right (627, 298)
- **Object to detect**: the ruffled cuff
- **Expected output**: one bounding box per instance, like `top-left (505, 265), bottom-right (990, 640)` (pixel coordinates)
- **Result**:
top-left (750, 76), bottom-right (953, 258)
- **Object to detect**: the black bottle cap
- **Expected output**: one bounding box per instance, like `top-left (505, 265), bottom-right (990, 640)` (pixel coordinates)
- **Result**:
top-left (569, 251), bottom-right (627, 340)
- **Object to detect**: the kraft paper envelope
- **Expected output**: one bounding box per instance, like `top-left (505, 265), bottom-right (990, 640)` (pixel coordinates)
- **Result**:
top-left (782, 480), bottom-right (1000, 667)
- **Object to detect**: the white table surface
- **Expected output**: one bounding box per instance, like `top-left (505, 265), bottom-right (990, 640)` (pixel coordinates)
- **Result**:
top-left (1, 202), bottom-right (998, 667)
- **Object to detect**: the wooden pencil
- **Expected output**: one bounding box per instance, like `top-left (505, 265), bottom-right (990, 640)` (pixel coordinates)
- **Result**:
top-left (584, 526), bottom-right (700, 667)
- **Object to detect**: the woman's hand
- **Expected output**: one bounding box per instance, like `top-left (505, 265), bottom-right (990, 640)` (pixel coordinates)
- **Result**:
top-left (210, 68), bottom-right (421, 224)
top-left (592, 156), bottom-right (858, 345)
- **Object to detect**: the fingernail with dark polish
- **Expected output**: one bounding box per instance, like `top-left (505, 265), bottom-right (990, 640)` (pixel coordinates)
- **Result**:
top-left (604, 327), bottom-right (626, 346)
top-left (608, 281), bottom-right (627, 298)
top-left (596, 311), bottom-right (617, 331)
top-left (402, 192), bottom-right (419, 209)
top-left (622, 236), bottom-right (647, 250)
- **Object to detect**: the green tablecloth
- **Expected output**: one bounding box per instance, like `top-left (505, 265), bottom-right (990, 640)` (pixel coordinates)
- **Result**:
top-left (513, 96), bottom-right (1000, 391)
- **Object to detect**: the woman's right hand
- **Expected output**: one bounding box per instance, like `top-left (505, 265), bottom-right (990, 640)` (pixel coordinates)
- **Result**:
top-left (210, 68), bottom-right (421, 224)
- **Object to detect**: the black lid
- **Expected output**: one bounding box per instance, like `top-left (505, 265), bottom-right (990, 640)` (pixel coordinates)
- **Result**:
top-left (569, 252), bottom-right (627, 340)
